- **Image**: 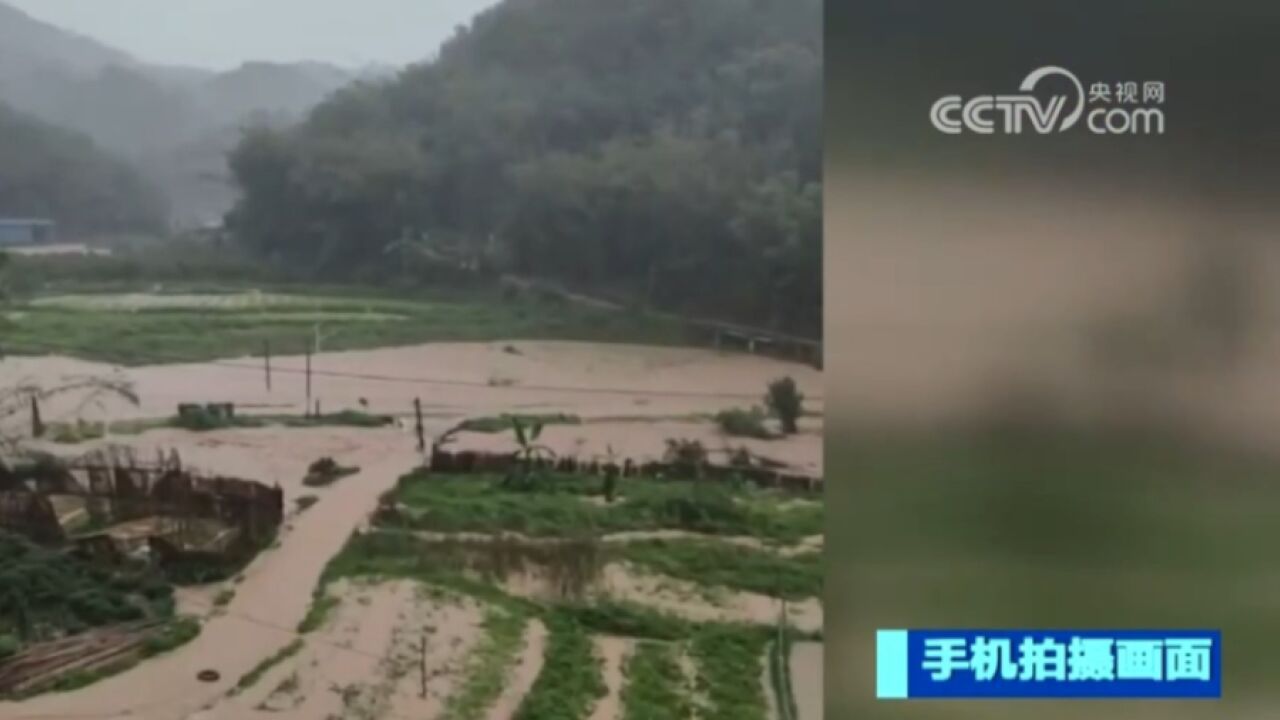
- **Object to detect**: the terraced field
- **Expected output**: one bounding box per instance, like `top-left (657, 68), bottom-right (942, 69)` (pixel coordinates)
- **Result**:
top-left (2, 288), bottom-right (689, 365)
top-left (271, 469), bottom-right (825, 720)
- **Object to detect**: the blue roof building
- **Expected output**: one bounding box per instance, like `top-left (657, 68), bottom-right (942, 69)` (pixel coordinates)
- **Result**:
top-left (0, 219), bottom-right (56, 247)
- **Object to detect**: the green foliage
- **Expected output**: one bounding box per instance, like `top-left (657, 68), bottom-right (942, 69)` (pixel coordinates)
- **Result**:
top-left (764, 377), bottom-right (803, 435)
top-left (171, 406), bottom-right (241, 431)
top-left (622, 642), bottom-right (694, 720)
top-left (459, 413), bottom-right (580, 434)
top-left (690, 626), bottom-right (769, 720)
top-left (662, 439), bottom-right (708, 477)
top-left (294, 495), bottom-right (320, 513)
top-left (47, 419), bottom-right (106, 445)
top-left (140, 616), bottom-right (201, 657)
top-left (714, 407), bottom-right (774, 440)
top-left (230, 639), bottom-right (305, 695)
top-left (226, 0), bottom-right (821, 336)
top-left (513, 613), bottom-right (605, 720)
top-left (557, 601), bottom-right (690, 642)
top-left (213, 589), bottom-right (235, 607)
top-left (387, 472), bottom-right (822, 543)
top-left (284, 410), bottom-right (394, 428)
top-left (446, 610), bottom-right (529, 720)
top-left (502, 417), bottom-right (559, 492)
top-left (0, 633), bottom-right (20, 659)
top-left (768, 631), bottom-right (797, 720)
top-left (613, 541), bottom-right (821, 600)
top-left (0, 286), bottom-right (688, 365)
top-left (296, 592), bottom-right (339, 634)
top-left (0, 532), bottom-right (173, 646)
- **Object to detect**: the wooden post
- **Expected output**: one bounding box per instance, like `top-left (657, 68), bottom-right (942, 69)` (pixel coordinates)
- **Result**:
top-left (419, 633), bottom-right (428, 698)
top-left (30, 396), bottom-right (43, 438)
top-left (414, 398), bottom-right (425, 453)
top-left (304, 344), bottom-right (312, 418)
top-left (264, 340), bottom-right (272, 392)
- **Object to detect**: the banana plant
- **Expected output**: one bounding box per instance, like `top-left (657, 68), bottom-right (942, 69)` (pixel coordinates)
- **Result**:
top-left (505, 417), bottom-right (556, 490)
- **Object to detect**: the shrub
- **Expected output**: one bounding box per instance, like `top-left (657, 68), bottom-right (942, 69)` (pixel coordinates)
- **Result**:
top-left (714, 407), bottom-right (773, 439)
top-left (663, 439), bottom-right (708, 477)
top-left (303, 457), bottom-right (358, 487)
top-left (0, 633), bottom-right (19, 659)
top-left (764, 378), bottom-right (804, 435)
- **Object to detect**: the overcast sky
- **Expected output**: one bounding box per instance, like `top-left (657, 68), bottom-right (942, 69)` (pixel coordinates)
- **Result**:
top-left (6, 0), bottom-right (501, 70)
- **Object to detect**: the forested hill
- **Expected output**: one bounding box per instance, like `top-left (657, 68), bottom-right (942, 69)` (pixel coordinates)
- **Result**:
top-left (227, 0), bottom-right (822, 337)
top-left (0, 102), bottom-right (166, 235)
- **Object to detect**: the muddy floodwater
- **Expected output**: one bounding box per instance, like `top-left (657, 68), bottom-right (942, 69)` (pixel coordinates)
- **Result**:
top-left (0, 340), bottom-right (823, 720)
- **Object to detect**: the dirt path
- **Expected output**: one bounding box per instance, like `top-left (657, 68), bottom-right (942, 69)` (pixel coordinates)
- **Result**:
top-left (588, 636), bottom-right (632, 720)
top-left (497, 561), bottom-right (821, 633)
top-left (484, 618), bottom-right (548, 720)
top-left (790, 642), bottom-right (823, 720)
top-left (595, 563), bottom-right (824, 634)
top-left (0, 429), bottom-right (424, 720)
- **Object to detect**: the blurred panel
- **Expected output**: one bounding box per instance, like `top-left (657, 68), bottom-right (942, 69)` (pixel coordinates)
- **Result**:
top-left (827, 1), bottom-right (1280, 717)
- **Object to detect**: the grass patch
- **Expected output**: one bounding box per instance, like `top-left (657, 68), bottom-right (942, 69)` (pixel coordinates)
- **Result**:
top-left (386, 472), bottom-right (822, 543)
top-left (213, 588), bottom-right (235, 607)
top-left (458, 413), bottom-right (581, 434)
top-left (714, 407), bottom-right (774, 440)
top-left (768, 636), bottom-right (797, 720)
top-left (612, 540), bottom-right (821, 600)
top-left (556, 601), bottom-right (691, 642)
top-left (514, 613), bottom-right (606, 720)
top-left (230, 639), bottom-right (305, 696)
top-left (46, 420), bottom-right (106, 444)
top-left (690, 626), bottom-right (769, 720)
top-left (8, 616), bottom-right (200, 699)
top-left (0, 284), bottom-right (692, 366)
top-left (294, 495), bottom-right (319, 513)
top-left (141, 616), bottom-right (201, 657)
top-left (169, 410), bottom-right (392, 434)
top-left (445, 609), bottom-right (528, 720)
top-left (296, 591), bottom-right (339, 634)
top-left (621, 641), bottom-right (694, 720)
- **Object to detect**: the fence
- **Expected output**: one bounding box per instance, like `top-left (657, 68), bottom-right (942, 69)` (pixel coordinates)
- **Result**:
top-left (427, 446), bottom-right (823, 494)
top-left (0, 446), bottom-right (283, 563)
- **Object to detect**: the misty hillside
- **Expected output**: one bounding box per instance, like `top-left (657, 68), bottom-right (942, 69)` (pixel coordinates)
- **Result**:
top-left (0, 1), bottom-right (358, 227)
top-left (0, 1), bottom-right (131, 77)
top-left (0, 102), bottom-right (166, 235)
top-left (229, 0), bottom-right (822, 336)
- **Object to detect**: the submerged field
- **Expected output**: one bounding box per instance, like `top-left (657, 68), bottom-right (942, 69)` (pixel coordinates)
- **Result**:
top-left (0, 283), bottom-right (824, 718)
top-left (0, 287), bottom-right (691, 365)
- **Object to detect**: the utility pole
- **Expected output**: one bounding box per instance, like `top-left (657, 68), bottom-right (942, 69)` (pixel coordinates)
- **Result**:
top-left (304, 344), bottom-right (312, 418)
top-left (414, 398), bottom-right (425, 453)
top-left (419, 632), bottom-right (428, 699)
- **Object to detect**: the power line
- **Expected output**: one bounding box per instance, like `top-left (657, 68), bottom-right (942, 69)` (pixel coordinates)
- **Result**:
top-left (3, 339), bottom-right (822, 402)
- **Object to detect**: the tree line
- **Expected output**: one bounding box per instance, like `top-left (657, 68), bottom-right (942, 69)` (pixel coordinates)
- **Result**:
top-left (0, 102), bottom-right (166, 236)
top-left (226, 0), bottom-right (822, 337)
